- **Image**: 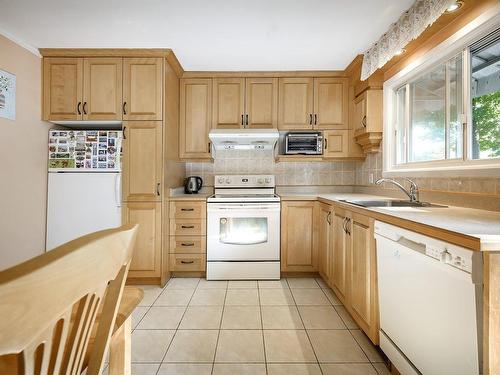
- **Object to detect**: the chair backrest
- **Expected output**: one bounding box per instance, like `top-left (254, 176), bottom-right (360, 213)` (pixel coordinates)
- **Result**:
top-left (0, 224), bottom-right (138, 375)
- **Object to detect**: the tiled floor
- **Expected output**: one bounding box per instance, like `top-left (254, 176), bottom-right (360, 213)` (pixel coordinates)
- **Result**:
top-left (121, 277), bottom-right (391, 375)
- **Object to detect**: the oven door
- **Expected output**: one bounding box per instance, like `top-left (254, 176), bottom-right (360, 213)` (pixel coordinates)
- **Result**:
top-left (207, 202), bottom-right (280, 261)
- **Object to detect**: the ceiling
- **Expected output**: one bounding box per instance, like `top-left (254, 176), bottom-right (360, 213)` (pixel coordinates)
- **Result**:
top-left (0, 0), bottom-right (414, 71)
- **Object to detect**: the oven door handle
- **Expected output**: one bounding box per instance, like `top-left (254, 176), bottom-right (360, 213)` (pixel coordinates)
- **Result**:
top-left (209, 206), bottom-right (280, 211)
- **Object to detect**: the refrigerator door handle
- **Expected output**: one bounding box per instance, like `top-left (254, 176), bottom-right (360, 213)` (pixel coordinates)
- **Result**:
top-left (115, 174), bottom-right (122, 208)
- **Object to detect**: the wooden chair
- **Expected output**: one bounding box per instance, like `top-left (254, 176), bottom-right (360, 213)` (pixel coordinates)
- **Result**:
top-left (0, 225), bottom-right (138, 375)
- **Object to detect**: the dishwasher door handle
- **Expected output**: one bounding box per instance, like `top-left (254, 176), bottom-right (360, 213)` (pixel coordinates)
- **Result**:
top-left (396, 236), bottom-right (426, 255)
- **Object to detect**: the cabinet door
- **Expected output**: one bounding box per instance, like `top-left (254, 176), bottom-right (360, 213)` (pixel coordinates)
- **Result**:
top-left (180, 79), bottom-right (212, 159)
top-left (318, 203), bottom-right (333, 283)
top-left (354, 93), bottom-right (367, 133)
top-left (122, 121), bottom-right (162, 202)
top-left (123, 58), bottom-right (163, 120)
top-left (43, 58), bottom-right (83, 121)
top-left (323, 130), bottom-right (349, 158)
top-left (331, 209), bottom-right (349, 303)
top-left (348, 212), bottom-right (378, 343)
top-left (313, 78), bottom-right (348, 129)
top-left (213, 78), bottom-right (245, 129)
top-left (83, 58), bottom-right (123, 120)
top-left (123, 202), bottom-right (162, 278)
top-left (278, 78), bottom-right (314, 130)
top-left (245, 78), bottom-right (278, 129)
top-left (281, 201), bottom-right (317, 272)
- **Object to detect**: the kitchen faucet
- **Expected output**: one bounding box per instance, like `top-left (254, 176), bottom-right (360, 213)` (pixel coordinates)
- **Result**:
top-left (375, 178), bottom-right (420, 203)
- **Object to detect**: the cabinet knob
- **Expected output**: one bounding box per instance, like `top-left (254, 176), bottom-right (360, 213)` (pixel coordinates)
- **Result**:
top-left (362, 115), bottom-right (367, 128)
top-left (123, 102), bottom-right (127, 115)
top-left (77, 102), bottom-right (82, 115)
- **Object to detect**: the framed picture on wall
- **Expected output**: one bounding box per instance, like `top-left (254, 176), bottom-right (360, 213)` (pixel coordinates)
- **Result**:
top-left (0, 69), bottom-right (16, 120)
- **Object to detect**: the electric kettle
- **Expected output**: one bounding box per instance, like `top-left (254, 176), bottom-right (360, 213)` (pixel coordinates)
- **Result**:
top-left (184, 176), bottom-right (203, 194)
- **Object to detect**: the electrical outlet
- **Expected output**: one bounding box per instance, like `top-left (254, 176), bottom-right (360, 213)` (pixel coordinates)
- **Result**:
top-left (369, 173), bottom-right (374, 184)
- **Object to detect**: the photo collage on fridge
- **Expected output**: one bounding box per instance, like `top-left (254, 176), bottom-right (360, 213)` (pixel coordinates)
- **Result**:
top-left (48, 130), bottom-right (122, 170)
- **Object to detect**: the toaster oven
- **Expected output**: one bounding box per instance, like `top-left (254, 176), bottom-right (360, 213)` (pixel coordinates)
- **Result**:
top-left (285, 132), bottom-right (323, 155)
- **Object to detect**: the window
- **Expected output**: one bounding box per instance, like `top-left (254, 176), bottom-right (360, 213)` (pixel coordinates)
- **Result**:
top-left (470, 30), bottom-right (500, 160)
top-left (387, 25), bottom-right (500, 175)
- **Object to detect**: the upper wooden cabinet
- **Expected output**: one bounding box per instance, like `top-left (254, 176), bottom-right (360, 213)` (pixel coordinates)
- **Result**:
top-left (213, 78), bottom-right (245, 129)
top-left (281, 201), bottom-right (318, 272)
top-left (212, 78), bottom-right (278, 129)
top-left (180, 78), bottom-right (213, 159)
top-left (314, 78), bottom-right (348, 130)
top-left (323, 130), bottom-right (349, 158)
top-left (122, 121), bottom-right (162, 202)
top-left (43, 58), bottom-right (83, 121)
top-left (353, 89), bottom-right (383, 153)
top-left (123, 58), bottom-right (163, 121)
top-left (83, 58), bottom-right (123, 120)
top-left (278, 78), bottom-right (314, 130)
top-left (278, 77), bottom-right (348, 130)
top-left (245, 78), bottom-right (278, 129)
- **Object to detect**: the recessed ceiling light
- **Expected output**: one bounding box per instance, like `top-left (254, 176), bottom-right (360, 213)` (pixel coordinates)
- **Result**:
top-left (395, 49), bottom-right (406, 56)
top-left (446, 1), bottom-right (463, 12)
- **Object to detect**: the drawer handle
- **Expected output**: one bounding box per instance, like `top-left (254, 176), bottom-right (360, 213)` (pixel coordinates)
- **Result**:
top-left (181, 260), bottom-right (195, 264)
top-left (181, 225), bottom-right (195, 229)
top-left (181, 243), bottom-right (195, 246)
top-left (181, 208), bottom-right (195, 211)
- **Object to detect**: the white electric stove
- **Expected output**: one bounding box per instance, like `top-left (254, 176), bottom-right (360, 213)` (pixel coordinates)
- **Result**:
top-left (206, 175), bottom-right (281, 280)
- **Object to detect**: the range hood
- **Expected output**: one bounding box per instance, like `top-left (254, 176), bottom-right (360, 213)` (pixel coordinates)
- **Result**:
top-left (209, 129), bottom-right (279, 152)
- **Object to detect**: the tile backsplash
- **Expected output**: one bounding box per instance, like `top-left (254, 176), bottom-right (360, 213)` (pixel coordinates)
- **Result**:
top-left (185, 150), bottom-right (356, 186)
top-left (184, 148), bottom-right (499, 195)
top-left (355, 150), bottom-right (500, 196)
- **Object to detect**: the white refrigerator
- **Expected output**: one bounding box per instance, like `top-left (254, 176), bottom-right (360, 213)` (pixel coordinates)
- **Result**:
top-left (46, 130), bottom-right (122, 250)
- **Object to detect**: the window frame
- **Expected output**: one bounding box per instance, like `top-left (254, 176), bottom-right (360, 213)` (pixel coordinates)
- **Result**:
top-left (383, 8), bottom-right (500, 177)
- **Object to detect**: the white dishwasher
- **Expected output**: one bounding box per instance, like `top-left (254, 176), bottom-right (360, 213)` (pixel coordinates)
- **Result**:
top-left (374, 221), bottom-right (483, 375)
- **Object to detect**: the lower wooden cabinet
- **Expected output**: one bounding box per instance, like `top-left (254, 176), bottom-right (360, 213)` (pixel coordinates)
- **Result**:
top-left (318, 203), bottom-right (334, 284)
top-left (169, 200), bottom-right (207, 275)
top-left (122, 202), bottom-right (162, 278)
top-left (281, 201), bottom-right (318, 272)
top-left (321, 205), bottom-right (379, 344)
top-left (347, 212), bottom-right (379, 343)
top-left (331, 207), bottom-right (349, 304)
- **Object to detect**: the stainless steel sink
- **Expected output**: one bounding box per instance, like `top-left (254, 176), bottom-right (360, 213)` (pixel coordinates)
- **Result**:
top-left (339, 199), bottom-right (447, 208)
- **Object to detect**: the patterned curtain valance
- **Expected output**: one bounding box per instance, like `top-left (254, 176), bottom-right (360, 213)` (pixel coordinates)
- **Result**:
top-left (360, 0), bottom-right (454, 81)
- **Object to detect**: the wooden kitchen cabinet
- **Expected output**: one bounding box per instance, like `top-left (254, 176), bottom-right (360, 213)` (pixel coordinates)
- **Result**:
top-left (331, 207), bottom-right (349, 304)
top-left (281, 201), bottom-right (318, 272)
top-left (180, 78), bottom-right (213, 159)
top-left (212, 78), bottom-right (245, 129)
top-left (318, 203), bottom-right (334, 284)
top-left (323, 130), bottom-right (349, 158)
top-left (245, 78), bottom-right (278, 129)
top-left (353, 89), bottom-right (383, 153)
top-left (83, 57), bottom-right (123, 120)
top-left (313, 78), bottom-right (348, 130)
top-left (43, 57), bottom-right (83, 121)
top-left (212, 78), bottom-right (278, 129)
top-left (123, 202), bottom-right (162, 278)
top-left (123, 57), bottom-right (163, 120)
top-left (122, 121), bottom-right (163, 202)
top-left (347, 212), bottom-right (379, 343)
top-left (278, 78), bottom-right (314, 130)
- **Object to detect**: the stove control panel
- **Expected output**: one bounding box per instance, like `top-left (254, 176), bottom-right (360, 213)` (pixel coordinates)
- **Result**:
top-left (215, 175), bottom-right (275, 188)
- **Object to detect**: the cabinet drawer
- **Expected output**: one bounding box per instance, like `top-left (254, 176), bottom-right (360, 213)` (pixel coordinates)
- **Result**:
top-left (169, 254), bottom-right (206, 271)
top-left (170, 219), bottom-right (206, 236)
top-left (170, 236), bottom-right (206, 254)
top-left (170, 201), bottom-right (206, 219)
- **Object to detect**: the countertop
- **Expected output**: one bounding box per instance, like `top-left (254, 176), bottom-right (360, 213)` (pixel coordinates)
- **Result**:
top-left (168, 187), bottom-right (500, 251)
top-left (282, 192), bottom-right (500, 252)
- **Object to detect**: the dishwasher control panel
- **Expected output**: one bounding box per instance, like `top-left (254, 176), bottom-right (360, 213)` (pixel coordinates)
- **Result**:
top-left (426, 246), bottom-right (472, 273)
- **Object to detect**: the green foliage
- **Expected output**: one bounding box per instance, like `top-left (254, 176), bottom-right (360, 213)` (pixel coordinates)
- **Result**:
top-left (472, 90), bottom-right (500, 158)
